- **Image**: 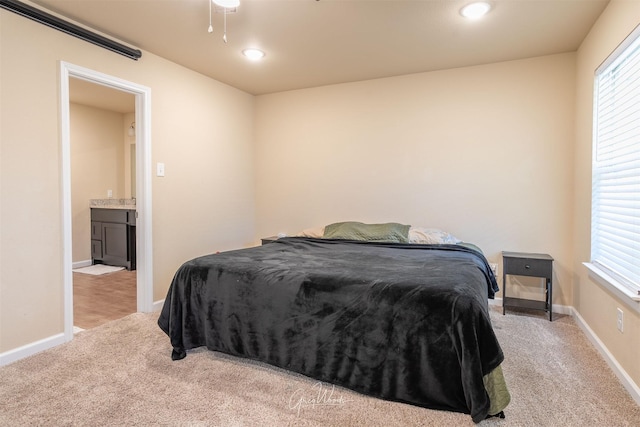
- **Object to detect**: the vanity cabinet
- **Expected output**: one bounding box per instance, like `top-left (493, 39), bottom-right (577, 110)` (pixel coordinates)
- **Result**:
top-left (91, 208), bottom-right (136, 270)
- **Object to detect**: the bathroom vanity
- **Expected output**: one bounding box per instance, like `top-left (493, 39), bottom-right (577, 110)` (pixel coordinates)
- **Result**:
top-left (90, 200), bottom-right (136, 270)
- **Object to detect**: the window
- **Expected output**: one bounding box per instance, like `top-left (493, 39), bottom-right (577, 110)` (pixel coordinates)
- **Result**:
top-left (590, 25), bottom-right (640, 301)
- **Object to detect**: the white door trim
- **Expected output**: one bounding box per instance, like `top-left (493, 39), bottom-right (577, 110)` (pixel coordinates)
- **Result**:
top-left (59, 61), bottom-right (153, 342)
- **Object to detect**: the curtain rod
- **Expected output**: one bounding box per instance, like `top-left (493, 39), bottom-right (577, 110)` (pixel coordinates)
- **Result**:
top-left (0, 0), bottom-right (142, 60)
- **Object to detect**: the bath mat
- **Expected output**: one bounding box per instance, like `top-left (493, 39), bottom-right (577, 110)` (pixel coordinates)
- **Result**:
top-left (72, 264), bottom-right (125, 275)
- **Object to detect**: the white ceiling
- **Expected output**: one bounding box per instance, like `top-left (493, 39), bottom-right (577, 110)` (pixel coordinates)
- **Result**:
top-left (32, 0), bottom-right (609, 96)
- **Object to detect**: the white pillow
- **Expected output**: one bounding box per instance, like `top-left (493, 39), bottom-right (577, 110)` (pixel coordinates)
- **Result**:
top-left (295, 225), bottom-right (326, 238)
top-left (408, 227), bottom-right (461, 244)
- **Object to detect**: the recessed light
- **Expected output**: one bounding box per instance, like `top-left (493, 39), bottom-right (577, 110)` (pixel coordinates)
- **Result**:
top-left (460, 2), bottom-right (491, 20)
top-left (242, 48), bottom-right (265, 61)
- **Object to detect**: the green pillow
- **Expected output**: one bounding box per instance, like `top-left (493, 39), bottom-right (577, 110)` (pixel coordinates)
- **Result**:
top-left (323, 221), bottom-right (410, 243)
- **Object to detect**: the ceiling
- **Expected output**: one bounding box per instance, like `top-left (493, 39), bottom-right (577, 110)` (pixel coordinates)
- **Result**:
top-left (69, 78), bottom-right (135, 113)
top-left (32, 0), bottom-right (609, 96)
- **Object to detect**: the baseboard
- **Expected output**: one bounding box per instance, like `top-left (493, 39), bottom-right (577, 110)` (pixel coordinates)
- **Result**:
top-left (72, 259), bottom-right (92, 269)
top-left (489, 297), bottom-right (572, 316)
top-left (152, 299), bottom-right (165, 312)
top-left (572, 308), bottom-right (640, 406)
top-left (1, 302), bottom-right (164, 366)
top-left (491, 298), bottom-right (639, 402)
top-left (489, 297), bottom-right (501, 306)
top-left (0, 332), bottom-right (67, 367)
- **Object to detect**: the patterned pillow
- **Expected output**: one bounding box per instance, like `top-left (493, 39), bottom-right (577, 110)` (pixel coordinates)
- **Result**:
top-left (408, 227), bottom-right (461, 244)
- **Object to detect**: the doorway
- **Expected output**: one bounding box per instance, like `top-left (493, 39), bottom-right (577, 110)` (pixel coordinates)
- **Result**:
top-left (60, 62), bottom-right (153, 342)
top-left (69, 77), bottom-right (137, 330)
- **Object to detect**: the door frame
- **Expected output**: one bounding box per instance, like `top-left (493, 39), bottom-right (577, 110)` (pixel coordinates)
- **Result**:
top-left (59, 61), bottom-right (153, 341)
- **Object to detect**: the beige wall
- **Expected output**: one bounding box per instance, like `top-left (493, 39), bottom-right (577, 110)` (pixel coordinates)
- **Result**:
top-left (0, 9), bottom-right (255, 352)
top-left (573, 0), bottom-right (640, 390)
top-left (70, 103), bottom-right (127, 263)
top-left (254, 53), bottom-right (576, 305)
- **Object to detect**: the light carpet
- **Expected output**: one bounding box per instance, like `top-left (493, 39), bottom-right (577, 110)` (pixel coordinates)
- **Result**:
top-left (72, 264), bottom-right (125, 275)
top-left (1, 307), bottom-right (639, 426)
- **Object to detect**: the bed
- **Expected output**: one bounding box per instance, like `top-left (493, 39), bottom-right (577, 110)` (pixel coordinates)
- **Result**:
top-left (158, 223), bottom-right (510, 423)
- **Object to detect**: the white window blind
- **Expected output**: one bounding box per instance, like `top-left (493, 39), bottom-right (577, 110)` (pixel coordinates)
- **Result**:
top-left (592, 26), bottom-right (640, 297)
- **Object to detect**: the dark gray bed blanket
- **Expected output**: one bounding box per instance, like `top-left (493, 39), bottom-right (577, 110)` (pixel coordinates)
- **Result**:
top-left (158, 238), bottom-right (504, 422)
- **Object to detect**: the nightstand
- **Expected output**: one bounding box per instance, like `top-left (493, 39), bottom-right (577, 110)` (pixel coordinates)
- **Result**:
top-left (261, 236), bottom-right (278, 245)
top-left (502, 251), bottom-right (554, 321)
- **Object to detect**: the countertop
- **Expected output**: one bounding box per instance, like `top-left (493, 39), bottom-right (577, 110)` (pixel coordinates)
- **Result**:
top-left (90, 199), bottom-right (136, 210)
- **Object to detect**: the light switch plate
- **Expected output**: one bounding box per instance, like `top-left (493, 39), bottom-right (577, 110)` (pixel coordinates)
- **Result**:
top-left (489, 263), bottom-right (498, 276)
top-left (156, 162), bottom-right (165, 177)
top-left (617, 307), bottom-right (624, 332)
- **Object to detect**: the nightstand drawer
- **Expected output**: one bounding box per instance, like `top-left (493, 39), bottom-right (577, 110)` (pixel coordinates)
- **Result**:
top-left (503, 257), bottom-right (552, 278)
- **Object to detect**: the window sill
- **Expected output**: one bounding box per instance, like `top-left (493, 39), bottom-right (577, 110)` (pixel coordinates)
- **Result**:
top-left (583, 263), bottom-right (640, 312)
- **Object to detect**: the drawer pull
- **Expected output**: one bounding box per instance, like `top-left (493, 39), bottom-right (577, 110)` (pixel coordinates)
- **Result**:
top-left (525, 265), bottom-right (531, 269)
